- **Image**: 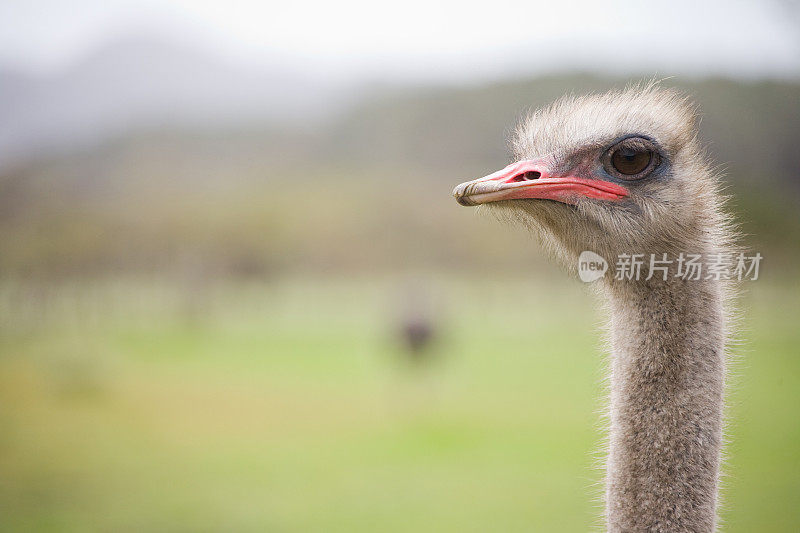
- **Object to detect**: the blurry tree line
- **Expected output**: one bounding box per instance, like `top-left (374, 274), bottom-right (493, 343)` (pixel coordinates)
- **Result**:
top-left (1, 75), bottom-right (798, 280)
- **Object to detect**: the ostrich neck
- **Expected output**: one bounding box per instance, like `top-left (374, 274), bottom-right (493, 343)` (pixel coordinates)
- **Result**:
top-left (603, 276), bottom-right (725, 533)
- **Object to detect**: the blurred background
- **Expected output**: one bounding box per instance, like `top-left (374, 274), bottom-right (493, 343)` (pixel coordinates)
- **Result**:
top-left (1, 0), bottom-right (799, 531)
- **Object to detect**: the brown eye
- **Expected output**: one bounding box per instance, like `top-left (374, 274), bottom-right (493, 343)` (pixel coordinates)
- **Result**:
top-left (603, 137), bottom-right (660, 179)
top-left (611, 147), bottom-right (652, 175)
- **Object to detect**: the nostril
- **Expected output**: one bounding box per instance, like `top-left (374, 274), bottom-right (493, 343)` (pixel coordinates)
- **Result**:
top-left (512, 171), bottom-right (541, 182)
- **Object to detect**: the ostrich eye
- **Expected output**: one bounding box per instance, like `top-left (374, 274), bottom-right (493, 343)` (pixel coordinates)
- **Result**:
top-left (603, 137), bottom-right (660, 179)
top-left (612, 148), bottom-right (651, 175)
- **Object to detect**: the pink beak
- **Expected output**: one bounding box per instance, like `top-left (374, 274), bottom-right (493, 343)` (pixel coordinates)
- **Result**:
top-left (453, 160), bottom-right (628, 206)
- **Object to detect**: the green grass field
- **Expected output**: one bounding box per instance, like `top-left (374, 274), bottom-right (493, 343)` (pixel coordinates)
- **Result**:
top-left (0, 277), bottom-right (798, 531)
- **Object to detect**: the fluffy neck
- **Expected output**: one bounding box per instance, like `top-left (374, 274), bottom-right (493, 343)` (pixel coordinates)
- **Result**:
top-left (602, 275), bottom-right (726, 532)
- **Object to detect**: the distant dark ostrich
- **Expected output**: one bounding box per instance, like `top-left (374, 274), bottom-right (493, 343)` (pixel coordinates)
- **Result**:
top-left (400, 316), bottom-right (434, 357)
top-left (396, 284), bottom-right (436, 362)
top-left (453, 85), bottom-right (736, 532)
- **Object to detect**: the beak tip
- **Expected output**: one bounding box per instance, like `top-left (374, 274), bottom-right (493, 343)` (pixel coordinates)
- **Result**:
top-left (456, 196), bottom-right (474, 206)
top-left (452, 182), bottom-right (475, 206)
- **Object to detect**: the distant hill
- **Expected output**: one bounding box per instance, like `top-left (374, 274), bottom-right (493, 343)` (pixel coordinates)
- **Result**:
top-left (0, 35), bottom-right (349, 165)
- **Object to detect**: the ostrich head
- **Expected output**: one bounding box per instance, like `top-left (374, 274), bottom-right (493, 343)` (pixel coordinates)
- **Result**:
top-left (453, 85), bottom-right (725, 269)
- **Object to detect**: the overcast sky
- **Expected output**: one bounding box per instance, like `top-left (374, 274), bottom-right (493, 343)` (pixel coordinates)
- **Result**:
top-left (1, 0), bottom-right (798, 82)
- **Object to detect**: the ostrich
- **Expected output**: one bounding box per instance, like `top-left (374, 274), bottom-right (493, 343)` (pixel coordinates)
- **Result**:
top-left (452, 85), bottom-right (735, 532)
top-left (396, 283), bottom-right (436, 361)
top-left (400, 315), bottom-right (434, 358)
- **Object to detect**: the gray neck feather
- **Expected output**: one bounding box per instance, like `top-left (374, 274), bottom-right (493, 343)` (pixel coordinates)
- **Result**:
top-left (602, 276), bottom-right (725, 532)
